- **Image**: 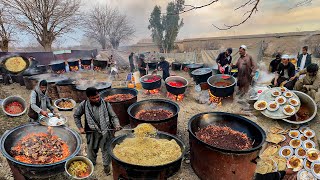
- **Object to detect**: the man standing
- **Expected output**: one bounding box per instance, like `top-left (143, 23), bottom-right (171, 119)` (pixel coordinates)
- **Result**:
top-left (271, 55), bottom-right (297, 89)
top-left (73, 87), bottom-right (121, 175)
top-left (233, 45), bottom-right (257, 95)
top-left (297, 46), bottom-right (312, 71)
top-left (137, 54), bottom-right (147, 77)
top-left (216, 48), bottom-right (233, 74)
top-left (28, 80), bottom-right (57, 121)
top-left (129, 52), bottom-right (135, 72)
top-left (157, 56), bottom-right (170, 81)
top-left (269, 54), bottom-right (281, 73)
top-left (292, 63), bottom-right (320, 102)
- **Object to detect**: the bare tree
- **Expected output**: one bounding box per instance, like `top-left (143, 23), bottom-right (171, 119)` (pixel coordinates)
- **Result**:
top-left (3, 0), bottom-right (81, 51)
top-left (109, 13), bottom-right (135, 49)
top-left (83, 4), bottom-right (135, 50)
top-left (0, 5), bottom-right (15, 52)
top-left (171, 0), bottom-right (313, 30)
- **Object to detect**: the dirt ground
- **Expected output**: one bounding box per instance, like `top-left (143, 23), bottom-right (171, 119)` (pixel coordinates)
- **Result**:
top-left (0, 68), bottom-right (319, 180)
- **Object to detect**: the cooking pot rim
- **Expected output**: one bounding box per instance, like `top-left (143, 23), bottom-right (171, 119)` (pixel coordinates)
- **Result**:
top-left (100, 88), bottom-right (138, 103)
top-left (107, 131), bottom-right (186, 168)
top-left (191, 68), bottom-right (212, 76)
top-left (0, 123), bottom-right (82, 167)
top-left (188, 112), bottom-right (266, 154)
top-left (207, 75), bottom-right (236, 89)
top-left (165, 76), bottom-right (189, 88)
top-left (140, 74), bottom-right (162, 84)
top-left (127, 99), bottom-right (180, 122)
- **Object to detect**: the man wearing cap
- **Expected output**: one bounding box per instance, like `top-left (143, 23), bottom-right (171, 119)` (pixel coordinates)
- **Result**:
top-left (233, 45), bottom-right (257, 95)
top-left (291, 63), bottom-right (320, 104)
top-left (137, 54), bottom-right (148, 77)
top-left (216, 48), bottom-right (233, 74)
top-left (271, 55), bottom-right (296, 89)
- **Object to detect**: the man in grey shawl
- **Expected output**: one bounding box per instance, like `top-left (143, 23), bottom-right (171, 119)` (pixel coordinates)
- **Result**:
top-left (28, 80), bottom-right (56, 121)
top-left (73, 87), bottom-right (121, 175)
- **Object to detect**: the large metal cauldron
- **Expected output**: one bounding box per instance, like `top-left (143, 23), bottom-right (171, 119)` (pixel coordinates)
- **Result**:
top-left (191, 68), bottom-right (212, 85)
top-left (188, 112), bottom-right (266, 180)
top-left (165, 76), bottom-right (188, 95)
top-left (100, 88), bottom-right (138, 126)
top-left (108, 132), bottom-right (186, 180)
top-left (283, 90), bottom-right (317, 124)
top-left (187, 64), bottom-right (203, 77)
top-left (0, 123), bottom-right (82, 179)
top-left (172, 62), bottom-right (181, 71)
top-left (75, 82), bottom-right (112, 103)
top-left (140, 74), bottom-right (162, 90)
top-left (207, 74), bottom-right (236, 97)
top-left (128, 99), bottom-right (179, 135)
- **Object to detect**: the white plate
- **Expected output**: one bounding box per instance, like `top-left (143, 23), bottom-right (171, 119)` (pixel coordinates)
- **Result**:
top-left (290, 138), bottom-right (302, 149)
top-left (279, 146), bottom-right (294, 159)
top-left (267, 101), bottom-right (279, 111)
top-left (287, 156), bottom-right (303, 172)
top-left (280, 87), bottom-right (288, 93)
top-left (254, 100), bottom-right (268, 111)
top-left (299, 134), bottom-right (309, 142)
top-left (304, 129), bottom-right (315, 139)
top-left (284, 91), bottom-right (294, 98)
top-left (289, 98), bottom-right (300, 107)
top-left (299, 126), bottom-right (310, 134)
top-left (283, 105), bottom-right (296, 116)
top-left (271, 90), bottom-right (281, 97)
top-left (311, 161), bottom-right (320, 179)
top-left (304, 158), bottom-right (312, 172)
top-left (275, 96), bottom-right (287, 105)
top-left (289, 130), bottom-right (300, 139)
top-left (297, 169), bottom-right (316, 180)
top-left (307, 149), bottom-right (320, 162)
top-left (303, 140), bottom-right (316, 150)
top-left (295, 147), bottom-right (307, 159)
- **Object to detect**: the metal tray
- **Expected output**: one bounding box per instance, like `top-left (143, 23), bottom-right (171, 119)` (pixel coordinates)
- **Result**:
top-left (39, 115), bottom-right (67, 126)
top-left (258, 87), bottom-right (300, 119)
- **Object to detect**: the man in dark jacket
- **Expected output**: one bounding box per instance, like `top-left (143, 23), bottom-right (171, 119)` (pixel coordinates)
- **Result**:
top-left (271, 55), bottom-right (297, 89)
top-left (157, 56), bottom-right (170, 81)
top-left (128, 52), bottom-right (134, 72)
top-left (216, 48), bottom-right (233, 74)
top-left (73, 87), bottom-right (120, 175)
top-left (137, 54), bottom-right (147, 77)
top-left (297, 46), bottom-right (312, 70)
top-left (269, 54), bottom-right (281, 73)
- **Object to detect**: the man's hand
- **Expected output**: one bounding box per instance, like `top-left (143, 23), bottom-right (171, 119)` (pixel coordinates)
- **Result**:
top-left (303, 85), bottom-right (311, 90)
top-left (40, 110), bottom-right (49, 117)
top-left (79, 128), bottom-right (85, 134)
top-left (285, 168), bottom-right (294, 175)
top-left (115, 126), bottom-right (122, 131)
top-left (290, 75), bottom-right (297, 81)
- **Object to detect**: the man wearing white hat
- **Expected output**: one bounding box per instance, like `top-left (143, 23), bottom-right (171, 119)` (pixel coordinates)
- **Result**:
top-left (271, 54), bottom-right (297, 89)
top-left (233, 45), bottom-right (257, 95)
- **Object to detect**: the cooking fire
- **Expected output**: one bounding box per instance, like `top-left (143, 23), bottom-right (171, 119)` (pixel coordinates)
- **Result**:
top-left (167, 92), bottom-right (184, 101)
top-left (144, 89), bottom-right (160, 95)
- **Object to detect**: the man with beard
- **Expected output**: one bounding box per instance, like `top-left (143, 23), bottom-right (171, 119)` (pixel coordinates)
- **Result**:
top-left (28, 80), bottom-right (57, 121)
top-left (292, 63), bottom-right (320, 103)
top-left (232, 45), bottom-right (257, 95)
top-left (216, 48), bottom-right (233, 74)
top-left (271, 55), bottom-right (297, 89)
top-left (74, 87), bottom-right (121, 175)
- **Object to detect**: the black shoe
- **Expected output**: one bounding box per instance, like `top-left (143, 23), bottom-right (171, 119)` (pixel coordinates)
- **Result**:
top-left (104, 165), bottom-right (111, 175)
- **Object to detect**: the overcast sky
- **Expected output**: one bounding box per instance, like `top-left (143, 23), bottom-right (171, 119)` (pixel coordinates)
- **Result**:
top-left (19, 0), bottom-right (320, 48)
